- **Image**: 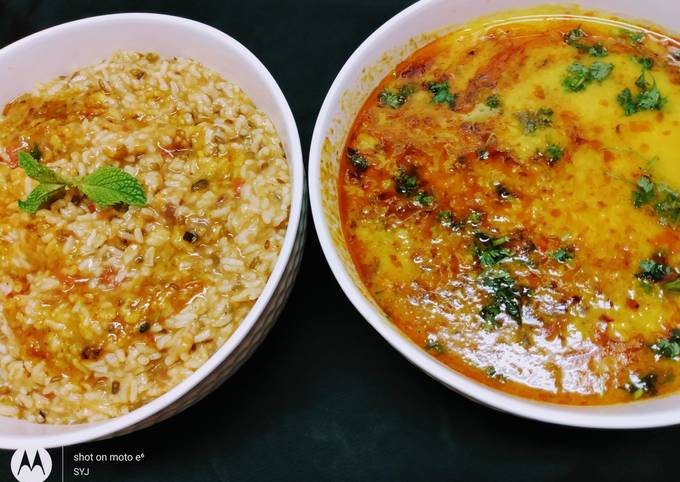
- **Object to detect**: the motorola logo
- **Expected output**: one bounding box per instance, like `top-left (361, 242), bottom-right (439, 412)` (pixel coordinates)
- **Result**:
top-left (10, 447), bottom-right (52, 482)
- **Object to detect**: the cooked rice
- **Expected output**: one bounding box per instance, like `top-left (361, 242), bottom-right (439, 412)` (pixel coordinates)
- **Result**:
top-left (0, 51), bottom-right (290, 423)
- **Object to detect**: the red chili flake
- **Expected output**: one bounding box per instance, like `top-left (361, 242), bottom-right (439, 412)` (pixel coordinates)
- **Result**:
top-left (399, 62), bottom-right (427, 78)
top-left (62, 275), bottom-right (89, 292)
top-left (157, 141), bottom-right (190, 160)
top-left (100, 267), bottom-right (119, 287)
top-left (157, 144), bottom-right (175, 159)
top-left (162, 204), bottom-right (177, 225)
top-left (5, 279), bottom-right (29, 299)
top-left (7, 149), bottom-right (19, 167)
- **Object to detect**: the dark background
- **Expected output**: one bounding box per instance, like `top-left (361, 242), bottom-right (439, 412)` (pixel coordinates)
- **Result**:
top-left (0, 0), bottom-right (676, 480)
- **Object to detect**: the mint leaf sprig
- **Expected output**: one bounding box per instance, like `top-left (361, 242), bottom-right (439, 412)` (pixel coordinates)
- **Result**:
top-left (17, 152), bottom-right (147, 214)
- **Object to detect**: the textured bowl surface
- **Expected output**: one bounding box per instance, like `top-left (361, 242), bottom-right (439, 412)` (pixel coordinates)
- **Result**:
top-left (309, 0), bottom-right (680, 429)
top-left (0, 13), bottom-right (305, 448)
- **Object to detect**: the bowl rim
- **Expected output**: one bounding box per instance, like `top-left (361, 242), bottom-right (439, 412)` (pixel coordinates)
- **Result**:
top-left (309, 0), bottom-right (680, 429)
top-left (0, 12), bottom-right (304, 448)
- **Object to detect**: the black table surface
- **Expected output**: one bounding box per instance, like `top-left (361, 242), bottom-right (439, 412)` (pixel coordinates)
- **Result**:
top-left (0, 0), bottom-right (678, 480)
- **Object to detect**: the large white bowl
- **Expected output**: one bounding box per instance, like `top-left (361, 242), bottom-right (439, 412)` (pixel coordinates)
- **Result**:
top-left (0, 13), bottom-right (306, 448)
top-left (309, 0), bottom-right (680, 429)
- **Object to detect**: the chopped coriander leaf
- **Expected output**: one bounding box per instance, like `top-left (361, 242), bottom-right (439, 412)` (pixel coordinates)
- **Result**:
top-left (378, 84), bottom-right (415, 109)
top-left (484, 366), bottom-right (507, 381)
top-left (637, 83), bottom-right (665, 111)
top-left (479, 270), bottom-right (522, 328)
top-left (636, 258), bottom-right (671, 283)
top-left (650, 339), bottom-right (680, 359)
top-left (482, 270), bottom-right (516, 291)
top-left (477, 250), bottom-right (511, 268)
top-left (438, 210), bottom-right (482, 230)
top-left (618, 78), bottom-right (665, 115)
top-left (477, 149), bottom-right (490, 160)
top-left (438, 210), bottom-right (454, 228)
top-left (378, 89), bottom-right (402, 109)
top-left (617, 88), bottom-right (638, 116)
top-left (635, 73), bottom-right (650, 90)
top-left (466, 211), bottom-right (483, 225)
top-left (655, 188), bottom-right (680, 224)
top-left (652, 338), bottom-right (680, 359)
top-left (634, 255), bottom-right (680, 293)
top-left (562, 61), bottom-right (613, 92)
top-left (562, 63), bottom-right (589, 92)
top-left (347, 148), bottom-right (368, 171)
top-left (473, 232), bottom-right (512, 268)
top-left (395, 171), bottom-right (419, 196)
top-left (563, 28), bottom-right (608, 56)
top-left (589, 61), bottom-right (614, 81)
top-left (415, 191), bottom-right (434, 207)
top-left (424, 336), bottom-right (445, 354)
top-left (634, 56), bottom-right (654, 70)
top-left (623, 373), bottom-right (657, 399)
top-left (564, 27), bottom-right (587, 45)
top-left (618, 58), bottom-right (666, 115)
top-left (480, 303), bottom-right (502, 330)
top-left (516, 108), bottom-right (553, 134)
top-left (632, 174), bottom-right (680, 224)
top-left (588, 43), bottom-right (608, 57)
top-left (545, 144), bottom-right (563, 165)
top-left (627, 30), bottom-right (646, 44)
top-left (553, 246), bottom-right (575, 263)
top-left (486, 366), bottom-right (507, 381)
top-left (633, 175), bottom-right (655, 207)
top-left (651, 329), bottom-right (680, 359)
top-left (427, 81), bottom-right (457, 108)
top-left (485, 94), bottom-right (501, 109)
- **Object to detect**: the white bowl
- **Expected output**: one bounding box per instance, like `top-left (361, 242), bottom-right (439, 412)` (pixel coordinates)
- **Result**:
top-left (309, 0), bottom-right (680, 429)
top-left (0, 13), bottom-right (306, 448)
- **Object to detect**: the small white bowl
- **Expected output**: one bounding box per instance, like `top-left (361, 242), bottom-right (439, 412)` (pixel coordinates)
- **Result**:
top-left (0, 13), bottom-right (305, 448)
top-left (309, 0), bottom-right (680, 429)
